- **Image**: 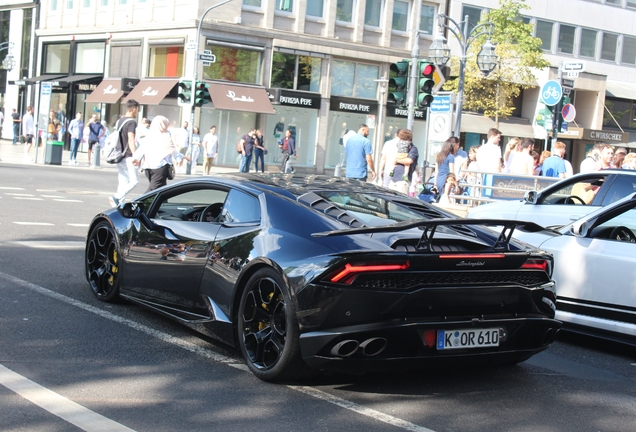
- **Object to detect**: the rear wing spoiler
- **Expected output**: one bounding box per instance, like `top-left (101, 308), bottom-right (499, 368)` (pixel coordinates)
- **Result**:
top-left (312, 218), bottom-right (559, 252)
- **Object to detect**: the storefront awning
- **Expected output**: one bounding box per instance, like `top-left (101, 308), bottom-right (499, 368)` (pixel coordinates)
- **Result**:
top-left (208, 82), bottom-right (275, 114)
top-left (24, 74), bottom-right (67, 84)
top-left (57, 74), bottom-right (103, 84)
top-left (606, 81), bottom-right (636, 100)
top-left (460, 114), bottom-right (534, 138)
top-left (123, 78), bottom-right (179, 105)
top-left (85, 78), bottom-right (126, 104)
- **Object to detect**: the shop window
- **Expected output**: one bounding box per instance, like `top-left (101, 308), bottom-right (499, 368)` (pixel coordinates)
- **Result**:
top-left (601, 32), bottom-right (618, 62)
top-left (622, 36), bottom-right (636, 65)
top-left (364, 0), bottom-right (382, 27)
top-left (462, 5), bottom-right (482, 34)
top-left (392, 1), bottom-right (409, 32)
top-left (275, 0), bottom-right (292, 12)
top-left (579, 29), bottom-right (597, 58)
top-left (558, 24), bottom-right (575, 55)
top-left (148, 46), bottom-right (184, 77)
top-left (76, 42), bottom-right (105, 74)
top-left (200, 109), bottom-right (257, 166)
top-left (110, 45), bottom-right (141, 78)
top-left (536, 20), bottom-right (553, 51)
top-left (603, 98), bottom-right (633, 129)
top-left (271, 52), bottom-right (321, 92)
top-left (265, 105), bottom-right (318, 168)
top-left (203, 46), bottom-right (260, 84)
top-left (44, 43), bottom-right (71, 73)
top-left (420, 3), bottom-right (436, 36)
top-left (336, 0), bottom-right (354, 23)
top-left (332, 60), bottom-right (378, 99)
top-left (307, 0), bottom-right (324, 18)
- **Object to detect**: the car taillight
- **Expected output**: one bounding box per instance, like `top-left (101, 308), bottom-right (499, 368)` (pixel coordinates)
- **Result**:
top-left (328, 261), bottom-right (410, 285)
top-left (521, 259), bottom-right (548, 271)
top-left (438, 253), bottom-right (506, 259)
top-left (422, 329), bottom-right (436, 348)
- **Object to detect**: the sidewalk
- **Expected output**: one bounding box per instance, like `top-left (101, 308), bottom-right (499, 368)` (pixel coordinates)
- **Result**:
top-left (0, 139), bottom-right (238, 175)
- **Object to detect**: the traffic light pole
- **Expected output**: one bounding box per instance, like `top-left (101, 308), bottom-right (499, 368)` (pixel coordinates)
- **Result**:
top-left (186, 0), bottom-right (233, 175)
top-left (406, 35), bottom-right (421, 131)
top-left (550, 62), bottom-right (564, 151)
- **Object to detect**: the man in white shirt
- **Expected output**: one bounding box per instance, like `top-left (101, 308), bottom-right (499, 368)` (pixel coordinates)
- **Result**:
top-left (378, 129), bottom-right (400, 187)
top-left (22, 106), bottom-right (35, 161)
top-left (580, 143), bottom-right (603, 173)
top-left (202, 125), bottom-right (219, 175)
top-left (476, 128), bottom-right (502, 173)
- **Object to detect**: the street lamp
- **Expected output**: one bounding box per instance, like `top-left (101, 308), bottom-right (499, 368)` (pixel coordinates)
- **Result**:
top-left (428, 14), bottom-right (497, 137)
top-left (0, 41), bottom-right (15, 71)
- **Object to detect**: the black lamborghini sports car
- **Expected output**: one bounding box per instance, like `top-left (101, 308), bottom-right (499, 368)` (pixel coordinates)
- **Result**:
top-left (85, 174), bottom-right (560, 382)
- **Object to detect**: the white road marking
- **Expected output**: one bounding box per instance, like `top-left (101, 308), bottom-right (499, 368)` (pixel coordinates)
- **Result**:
top-left (13, 197), bottom-right (44, 201)
top-left (13, 222), bottom-right (54, 226)
top-left (41, 195), bottom-right (65, 198)
top-left (67, 223), bottom-right (90, 227)
top-left (0, 187), bottom-right (25, 190)
top-left (36, 189), bottom-right (58, 192)
top-left (0, 271), bottom-right (436, 432)
top-left (11, 241), bottom-right (84, 249)
top-left (0, 364), bottom-right (135, 432)
top-left (54, 199), bottom-right (83, 203)
top-left (6, 193), bottom-right (35, 196)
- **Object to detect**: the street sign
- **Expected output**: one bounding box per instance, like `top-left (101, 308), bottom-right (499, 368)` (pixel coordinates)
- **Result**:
top-left (563, 87), bottom-right (572, 95)
top-left (562, 78), bottom-right (575, 88)
top-left (562, 104), bottom-right (576, 122)
top-left (198, 50), bottom-right (216, 66)
top-left (430, 95), bottom-right (451, 112)
top-left (432, 65), bottom-right (446, 94)
top-left (541, 80), bottom-right (562, 106)
top-left (566, 71), bottom-right (579, 78)
top-left (563, 61), bottom-right (585, 72)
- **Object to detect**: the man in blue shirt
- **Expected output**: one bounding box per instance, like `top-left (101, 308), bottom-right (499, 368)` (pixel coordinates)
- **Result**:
top-left (345, 124), bottom-right (376, 181)
top-left (542, 141), bottom-right (567, 178)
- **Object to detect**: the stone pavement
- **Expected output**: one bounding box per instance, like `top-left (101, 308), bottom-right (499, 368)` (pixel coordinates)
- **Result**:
top-left (0, 138), bottom-right (238, 175)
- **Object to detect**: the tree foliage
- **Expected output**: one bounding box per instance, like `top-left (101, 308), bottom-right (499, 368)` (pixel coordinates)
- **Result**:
top-left (442, 0), bottom-right (549, 123)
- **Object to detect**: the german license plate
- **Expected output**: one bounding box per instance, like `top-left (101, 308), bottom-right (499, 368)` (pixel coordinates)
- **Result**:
top-left (437, 328), bottom-right (500, 350)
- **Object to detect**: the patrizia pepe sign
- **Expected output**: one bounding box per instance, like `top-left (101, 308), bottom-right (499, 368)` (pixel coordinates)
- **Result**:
top-left (330, 96), bottom-right (378, 115)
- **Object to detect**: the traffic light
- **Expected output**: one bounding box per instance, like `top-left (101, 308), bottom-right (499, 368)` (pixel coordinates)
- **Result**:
top-left (194, 81), bottom-right (211, 107)
top-left (416, 61), bottom-right (435, 108)
top-left (388, 60), bottom-right (409, 106)
top-left (177, 78), bottom-right (193, 106)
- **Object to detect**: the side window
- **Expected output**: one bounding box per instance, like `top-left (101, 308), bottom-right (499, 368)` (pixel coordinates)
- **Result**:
top-left (541, 176), bottom-right (605, 205)
top-left (152, 188), bottom-right (228, 221)
top-left (219, 190), bottom-right (260, 223)
top-left (601, 176), bottom-right (636, 206)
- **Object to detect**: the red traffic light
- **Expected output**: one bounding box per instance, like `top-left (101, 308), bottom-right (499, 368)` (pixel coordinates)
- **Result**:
top-left (419, 62), bottom-right (435, 77)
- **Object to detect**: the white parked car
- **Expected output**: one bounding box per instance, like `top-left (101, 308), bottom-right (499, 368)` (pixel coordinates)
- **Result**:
top-left (467, 170), bottom-right (636, 227)
top-left (514, 192), bottom-right (636, 345)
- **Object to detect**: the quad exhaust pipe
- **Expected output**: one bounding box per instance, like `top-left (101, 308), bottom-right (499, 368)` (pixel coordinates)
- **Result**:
top-left (330, 337), bottom-right (387, 357)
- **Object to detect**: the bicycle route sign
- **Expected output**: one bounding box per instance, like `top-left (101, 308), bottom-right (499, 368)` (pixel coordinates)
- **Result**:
top-left (541, 80), bottom-right (562, 106)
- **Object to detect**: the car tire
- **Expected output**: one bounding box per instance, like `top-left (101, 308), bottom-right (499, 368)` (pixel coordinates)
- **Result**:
top-left (85, 221), bottom-right (121, 303)
top-left (237, 268), bottom-right (312, 382)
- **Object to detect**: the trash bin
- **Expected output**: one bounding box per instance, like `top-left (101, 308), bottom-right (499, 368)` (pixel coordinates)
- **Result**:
top-left (45, 140), bottom-right (64, 165)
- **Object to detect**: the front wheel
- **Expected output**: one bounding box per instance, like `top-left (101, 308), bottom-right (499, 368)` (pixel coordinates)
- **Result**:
top-left (237, 268), bottom-right (312, 382)
top-left (85, 221), bottom-right (121, 302)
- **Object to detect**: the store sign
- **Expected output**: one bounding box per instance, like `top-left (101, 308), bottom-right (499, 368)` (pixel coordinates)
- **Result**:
top-left (268, 89), bottom-right (321, 109)
top-left (330, 96), bottom-right (378, 115)
top-left (122, 78), bottom-right (139, 92)
top-left (386, 105), bottom-right (426, 119)
top-left (76, 83), bottom-right (97, 92)
top-left (583, 129), bottom-right (629, 143)
top-left (556, 127), bottom-right (584, 139)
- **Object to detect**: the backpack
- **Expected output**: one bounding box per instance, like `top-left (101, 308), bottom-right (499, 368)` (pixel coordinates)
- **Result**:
top-left (104, 118), bottom-right (134, 164)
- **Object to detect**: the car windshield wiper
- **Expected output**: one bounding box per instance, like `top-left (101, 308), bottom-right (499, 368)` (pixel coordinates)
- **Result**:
top-left (312, 218), bottom-right (554, 252)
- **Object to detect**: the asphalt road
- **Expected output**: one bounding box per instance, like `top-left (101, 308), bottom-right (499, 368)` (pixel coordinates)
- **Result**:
top-left (1, 161), bottom-right (635, 432)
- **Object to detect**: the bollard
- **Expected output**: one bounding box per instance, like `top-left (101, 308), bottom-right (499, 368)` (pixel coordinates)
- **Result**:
top-left (92, 143), bottom-right (100, 167)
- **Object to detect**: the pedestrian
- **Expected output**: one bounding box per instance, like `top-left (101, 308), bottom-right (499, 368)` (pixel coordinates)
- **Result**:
top-left (136, 117), bottom-right (150, 148)
top-left (0, 108), bottom-right (4, 140)
top-left (622, 153), bottom-right (636, 170)
top-left (12, 108), bottom-right (20, 145)
top-left (109, 99), bottom-right (140, 208)
top-left (439, 173), bottom-right (460, 205)
top-left (187, 126), bottom-right (201, 174)
top-left (378, 129), bottom-right (400, 187)
top-left (612, 147), bottom-right (627, 168)
top-left (253, 129), bottom-right (266, 173)
top-left (579, 143), bottom-right (603, 173)
top-left (508, 138), bottom-right (535, 175)
top-left (388, 130), bottom-right (418, 194)
top-left (386, 129), bottom-right (413, 181)
top-left (68, 112), bottom-right (83, 165)
top-left (239, 128), bottom-right (256, 172)
top-left (202, 125), bottom-right (218, 175)
top-left (598, 144), bottom-right (615, 170)
top-left (174, 121), bottom-right (189, 173)
top-left (433, 136), bottom-right (456, 193)
top-left (22, 106), bottom-right (35, 161)
top-left (87, 114), bottom-right (106, 166)
top-left (542, 141), bottom-right (568, 178)
top-left (502, 137), bottom-right (521, 173)
top-left (47, 110), bottom-right (60, 141)
top-left (453, 137), bottom-right (469, 178)
top-left (476, 128), bottom-right (502, 173)
top-left (133, 115), bottom-right (187, 192)
top-left (279, 128), bottom-right (296, 173)
top-left (344, 124), bottom-right (376, 181)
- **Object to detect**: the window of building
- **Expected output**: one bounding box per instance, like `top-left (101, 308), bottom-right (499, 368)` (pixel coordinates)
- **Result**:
top-left (628, 0), bottom-right (636, 9)
top-left (605, 0), bottom-right (621, 5)
top-left (622, 36), bottom-right (636, 65)
top-left (462, 5), bottom-right (482, 33)
top-left (51, 0), bottom-right (58, 11)
top-left (420, 4), bottom-right (436, 35)
top-left (307, 0), bottom-right (324, 18)
top-left (364, 0), bottom-right (381, 27)
top-left (44, 43), bottom-right (71, 73)
top-left (203, 46), bottom-right (260, 84)
top-left (67, 0), bottom-right (74, 8)
top-left (392, 1), bottom-right (409, 32)
top-left (535, 20), bottom-right (553, 51)
top-left (148, 46), bottom-right (184, 77)
top-left (275, 0), bottom-right (292, 13)
top-left (579, 28), bottom-right (597, 58)
top-left (100, 0), bottom-right (108, 6)
top-left (83, 0), bottom-right (90, 7)
top-left (110, 44), bottom-right (141, 78)
top-left (119, 0), bottom-right (127, 4)
top-left (558, 24), bottom-right (575, 55)
top-left (604, 98), bottom-right (633, 129)
top-left (336, 0), bottom-right (354, 23)
top-left (75, 42), bottom-right (105, 73)
top-left (20, 8), bottom-right (32, 80)
top-left (271, 52), bottom-right (322, 92)
top-left (521, 16), bottom-right (530, 25)
top-left (332, 60), bottom-right (378, 99)
top-left (602, 32), bottom-right (618, 62)
top-left (243, 0), bottom-right (261, 7)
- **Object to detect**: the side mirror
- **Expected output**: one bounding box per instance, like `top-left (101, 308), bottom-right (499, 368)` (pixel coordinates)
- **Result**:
top-left (524, 190), bottom-right (538, 204)
top-left (570, 220), bottom-right (590, 237)
top-left (118, 202), bottom-right (142, 218)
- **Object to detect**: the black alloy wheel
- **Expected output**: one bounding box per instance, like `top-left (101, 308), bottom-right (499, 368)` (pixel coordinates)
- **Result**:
top-left (237, 268), bottom-right (311, 382)
top-left (85, 221), bottom-right (121, 302)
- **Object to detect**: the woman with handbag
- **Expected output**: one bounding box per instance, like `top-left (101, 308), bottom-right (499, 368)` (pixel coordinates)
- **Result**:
top-left (132, 116), bottom-right (189, 192)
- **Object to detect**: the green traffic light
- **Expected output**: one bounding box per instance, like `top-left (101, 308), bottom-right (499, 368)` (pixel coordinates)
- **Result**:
top-left (194, 81), bottom-right (211, 107)
top-left (177, 79), bottom-right (193, 105)
top-left (388, 91), bottom-right (406, 105)
top-left (390, 60), bottom-right (409, 76)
